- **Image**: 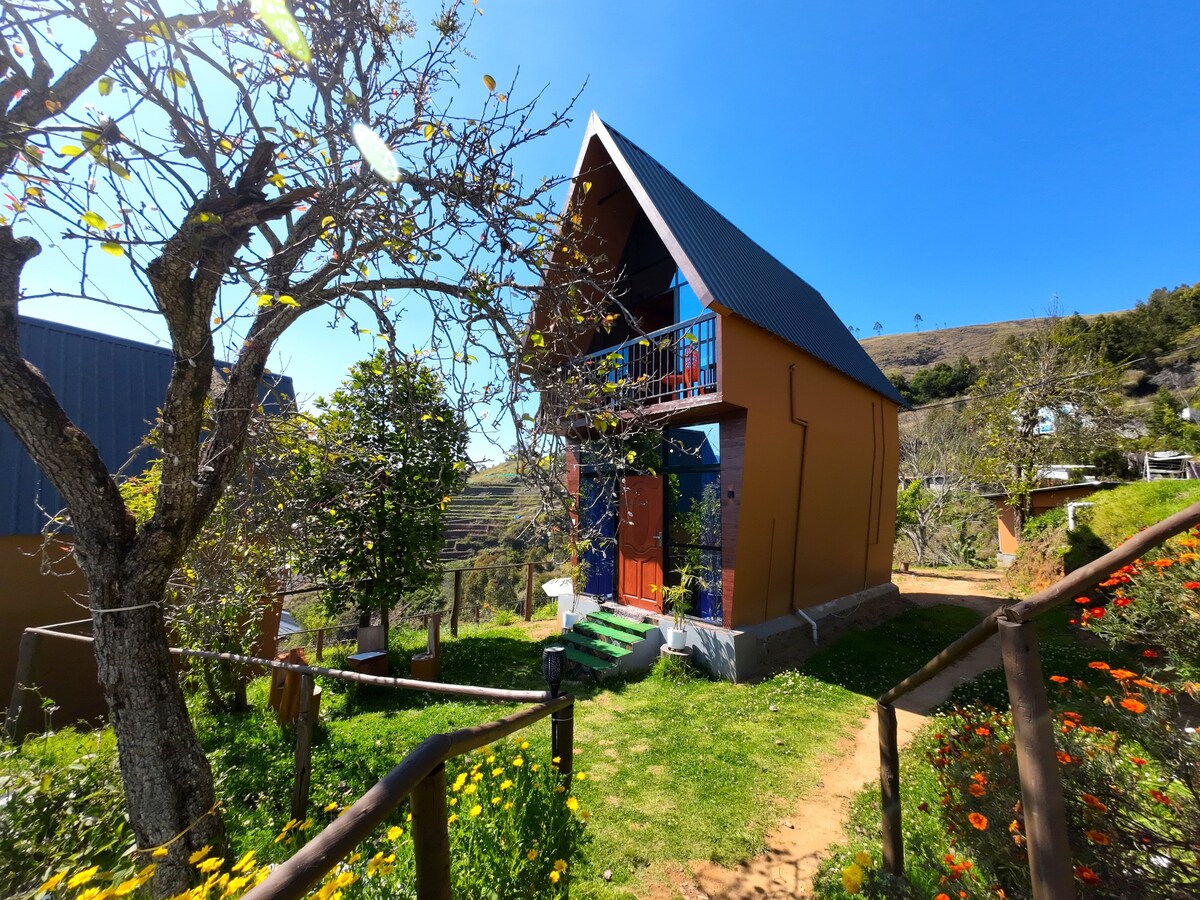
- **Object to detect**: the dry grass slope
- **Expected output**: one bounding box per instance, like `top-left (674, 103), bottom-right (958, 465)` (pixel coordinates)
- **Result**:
top-left (859, 317), bottom-right (1047, 376)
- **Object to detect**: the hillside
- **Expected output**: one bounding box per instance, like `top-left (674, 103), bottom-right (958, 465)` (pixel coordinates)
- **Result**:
top-left (858, 318), bottom-right (1048, 377)
top-left (440, 463), bottom-right (543, 562)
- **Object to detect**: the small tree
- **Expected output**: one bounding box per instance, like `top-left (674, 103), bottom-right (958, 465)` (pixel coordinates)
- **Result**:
top-left (970, 321), bottom-right (1124, 532)
top-left (293, 351), bottom-right (468, 637)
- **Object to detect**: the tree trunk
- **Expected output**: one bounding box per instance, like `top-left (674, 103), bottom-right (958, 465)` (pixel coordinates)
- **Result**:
top-left (89, 569), bottom-right (225, 896)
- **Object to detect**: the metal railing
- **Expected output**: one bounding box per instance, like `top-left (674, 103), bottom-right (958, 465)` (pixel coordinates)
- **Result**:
top-left (579, 312), bottom-right (718, 407)
top-left (876, 500), bottom-right (1200, 900)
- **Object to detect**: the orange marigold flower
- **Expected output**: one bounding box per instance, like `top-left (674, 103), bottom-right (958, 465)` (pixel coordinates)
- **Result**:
top-left (971, 772), bottom-right (987, 784)
top-left (1178, 552), bottom-right (1199, 562)
top-left (936, 894), bottom-right (951, 900)
top-left (1132, 678), bottom-right (1155, 688)
top-left (1062, 711), bottom-right (1083, 722)
top-left (1087, 830), bottom-right (1110, 845)
top-left (1149, 789), bottom-right (1172, 806)
top-left (1130, 756), bottom-right (1147, 766)
top-left (997, 742), bottom-right (1012, 754)
top-left (1184, 581), bottom-right (1200, 590)
top-left (968, 812), bottom-right (988, 830)
top-left (1179, 537), bottom-right (1198, 548)
top-left (1109, 669), bottom-right (1136, 680)
top-left (1056, 751), bottom-right (1075, 764)
top-left (1120, 698), bottom-right (1147, 715)
top-left (969, 783), bottom-right (986, 797)
top-left (1074, 596), bottom-right (1091, 604)
top-left (1114, 596), bottom-right (1131, 607)
top-left (1142, 649), bottom-right (1159, 658)
top-left (1081, 793), bottom-right (1109, 813)
top-left (1075, 865), bottom-right (1101, 885)
top-left (1150, 558), bottom-right (1174, 567)
top-left (1090, 607), bottom-right (1107, 619)
top-left (1050, 675), bottom-right (1069, 683)
top-left (1008, 819), bottom-right (1021, 833)
top-left (1088, 661), bottom-right (1110, 670)
top-left (974, 727), bottom-right (990, 736)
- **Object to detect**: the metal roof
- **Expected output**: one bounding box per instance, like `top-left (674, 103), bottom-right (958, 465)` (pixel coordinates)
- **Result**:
top-left (0, 316), bottom-right (295, 536)
top-left (590, 115), bottom-right (905, 406)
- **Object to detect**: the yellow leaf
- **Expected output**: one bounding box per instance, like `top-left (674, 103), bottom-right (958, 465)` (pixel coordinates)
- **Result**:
top-left (267, 173), bottom-right (285, 188)
top-left (277, 295), bottom-right (299, 307)
top-left (218, 138), bottom-right (234, 153)
top-left (257, 295), bottom-right (274, 307)
top-left (57, 145), bottom-right (84, 157)
top-left (250, 0), bottom-right (313, 63)
top-left (98, 77), bottom-right (114, 96)
top-left (320, 216), bottom-right (335, 228)
top-left (81, 210), bottom-right (108, 230)
top-left (168, 69), bottom-right (187, 88)
top-left (482, 74), bottom-right (496, 92)
top-left (101, 241), bottom-right (124, 257)
top-left (423, 123), bottom-right (435, 141)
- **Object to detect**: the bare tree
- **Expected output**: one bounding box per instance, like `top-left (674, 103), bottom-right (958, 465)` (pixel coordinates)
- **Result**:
top-left (0, 0), bottom-right (613, 890)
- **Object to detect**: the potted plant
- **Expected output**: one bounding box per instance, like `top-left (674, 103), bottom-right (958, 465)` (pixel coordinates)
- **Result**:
top-left (658, 566), bottom-right (700, 651)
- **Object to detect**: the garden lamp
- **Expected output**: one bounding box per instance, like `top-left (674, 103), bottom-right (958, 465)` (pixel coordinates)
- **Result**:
top-left (542, 646), bottom-right (565, 697)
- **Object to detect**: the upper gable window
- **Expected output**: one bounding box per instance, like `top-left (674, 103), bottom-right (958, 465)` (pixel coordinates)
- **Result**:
top-left (672, 268), bottom-right (705, 325)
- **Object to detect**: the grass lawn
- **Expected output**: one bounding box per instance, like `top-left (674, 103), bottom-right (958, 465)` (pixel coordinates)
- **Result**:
top-left (192, 603), bottom-right (986, 898)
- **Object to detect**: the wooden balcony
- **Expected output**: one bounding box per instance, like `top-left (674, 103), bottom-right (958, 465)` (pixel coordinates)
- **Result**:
top-left (579, 313), bottom-right (718, 408)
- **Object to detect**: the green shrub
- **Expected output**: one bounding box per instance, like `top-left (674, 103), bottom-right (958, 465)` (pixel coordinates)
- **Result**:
top-left (1084, 480), bottom-right (1200, 551)
top-left (0, 728), bottom-right (134, 897)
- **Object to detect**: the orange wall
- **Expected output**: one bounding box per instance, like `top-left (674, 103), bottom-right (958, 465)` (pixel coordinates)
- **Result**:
top-left (720, 316), bottom-right (899, 625)
top-left (0, 535), bottom-right (106, 729)
top-left (993, 484), bottom-right (1107, 555)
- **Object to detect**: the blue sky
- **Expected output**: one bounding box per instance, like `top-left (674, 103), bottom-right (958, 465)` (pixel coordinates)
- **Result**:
top-left (18, 1), bottom-right (1200, 459)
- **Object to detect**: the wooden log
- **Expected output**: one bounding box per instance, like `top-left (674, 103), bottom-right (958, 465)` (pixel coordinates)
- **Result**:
top-left (878, 701), bottom-right (904, 876)
top-left (451, 569), bottom-right (463, 637)
top-left (998, 620), bottom-right (1075, 900)
top-left (5, 629), bottom-right (40, 742)
top-left (411, 764), bottom-right (452, 900)
top-left (292, 674), bottom-right (315, 821)
top-left (879, 613), bottom-right (1000, 706)
top-left (524, 562), bottom-right (535, 621)
top-left (315, 628), bottom-right (324, 662)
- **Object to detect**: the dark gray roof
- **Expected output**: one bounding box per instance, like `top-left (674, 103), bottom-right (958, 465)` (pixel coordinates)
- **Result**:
top-left (594, 117), bottom-right (905, 405)
top-left (0, 317), bottom-right (295, 536)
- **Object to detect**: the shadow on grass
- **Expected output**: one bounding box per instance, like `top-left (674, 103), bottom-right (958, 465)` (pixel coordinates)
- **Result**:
top-left (800, 605), bottom-right (984, 698)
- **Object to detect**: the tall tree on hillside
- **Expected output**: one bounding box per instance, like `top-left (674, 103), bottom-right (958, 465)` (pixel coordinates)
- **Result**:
top-left (873, 321), bottom-right (883, 337)
top-left (969, 321), bottom-right (1124, 532)
top-left (292, 351), bottom-right (468, 637)
top-left (0, 0), bottom-right (609, 889)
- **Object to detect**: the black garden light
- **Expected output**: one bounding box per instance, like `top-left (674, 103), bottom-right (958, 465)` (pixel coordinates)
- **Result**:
top-left (542, 646), bottom-right (565, 697)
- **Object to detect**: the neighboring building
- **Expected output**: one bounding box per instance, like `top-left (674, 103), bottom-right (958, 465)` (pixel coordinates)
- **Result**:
top-left (982, 481), bottom-right (1119, 565)
top-left (1, 316), bottom-right (294, 728)
top-left (535, 115), bottom-right (904, 679)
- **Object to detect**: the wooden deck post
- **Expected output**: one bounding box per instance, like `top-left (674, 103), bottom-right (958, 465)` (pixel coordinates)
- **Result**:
top-left (551, 700), bottom-right (574, 783)
top-left (5, 629), bottom-right (41, 742)
top-left (877, 701), bottom-right (904, 876)
top-left (411, 763), bottom-right (452, 900)
top-left (451, 569), bottom-right (463, 637)
top-left (524, 562), bottom-right (535, 621)
top-left (291, 674), bottom-right (315, 820)
top-left (998, 619), bottom-right (1075, 900)
top-left (314, 628), bottom-right (324, 662)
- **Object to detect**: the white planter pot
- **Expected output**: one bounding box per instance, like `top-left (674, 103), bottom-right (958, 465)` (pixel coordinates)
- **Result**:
top-left (667, 627), bottom-right (687, 651)
top-left (562, 610), bottom-right (580, 630)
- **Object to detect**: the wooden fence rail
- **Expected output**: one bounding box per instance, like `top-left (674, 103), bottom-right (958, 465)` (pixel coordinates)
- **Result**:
top-left (876, 499), bottom-right (1200, 898)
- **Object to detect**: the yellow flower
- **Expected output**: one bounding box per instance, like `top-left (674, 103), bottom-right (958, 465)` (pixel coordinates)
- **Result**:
top-left (67, 867), bottom-right (100, 889)
top-left (527, 849), bottom-right (539, 861)
top-left (520, 741), bottom-right (530, 750)
top-left (448, 814), bottom-right (458, 825)
top-left (491, 797), bottom-right (501, 806)
top-left (323, 801), bottom-right (339, 812)
top-left (552, 756), bottom-right (561, 764)
top-left (487, 755), bottom-right (496, 764)
top-left (470, 804), bottom-right (483, 817)
top-left (386, 826), bottom-right (403, 841)
top-left (347, 852), bottom-right (362, 864)
top-left (841, 863), bottom-right (864, 894)
top-left (189, 845), bottom-right (213, 865)
top-left (452, 774), bottom-right (468, 791)
top-left (576, 771), bottom-right (588, 781)
top-left (513, 757), bottom-right (524, 767)
top-left (152, 848), bottom-right (169, 858)
top-left (504, 801), bottom-right (513, 810)
top-left (854, 850), bottom-right (872, 868)
top-left (554, 785), bottom-right (566, 793)
top-left (531, 764), bottom-right (540, 772)
top-left (197, 856), bottom-right (225, 874)
top-left (449, 798), bottom-right (457, 806)
top-left (231, 851), bottom-right (257, 874)
top-left (492, 767), bottom-right (504, 777)
top-left (464, 784), bottom-right (478, 795)
top-left (500, 779), bottom-right (513, 790)
top-left (471, 772), bottom-right (484, 783)
top-left (548, 871), bottom-right (561, 884)
top-left (566, 796), bottom-right (580, 812)
top-left (298, 818), bottom-right (312, 831)
top-left (554, 859), bottom-right (568, 873)
top-left (37, 871), bottom-right (67, 893)
top-left (579, 809), bottom-right (591, 822)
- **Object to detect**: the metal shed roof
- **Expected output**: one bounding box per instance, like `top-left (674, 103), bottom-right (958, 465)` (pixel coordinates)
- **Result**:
top-left (589, 115), bottom-right (905, 406)
top-left (0, 316), bottom-right (295, 536)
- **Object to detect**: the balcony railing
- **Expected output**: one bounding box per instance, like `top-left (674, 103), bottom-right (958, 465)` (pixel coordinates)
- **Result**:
top-left (578, 313), bottom-right (718, 408)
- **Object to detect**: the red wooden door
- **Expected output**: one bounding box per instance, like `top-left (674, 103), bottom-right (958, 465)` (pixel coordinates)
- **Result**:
top-left (619, 476), bottom-right (664, 611)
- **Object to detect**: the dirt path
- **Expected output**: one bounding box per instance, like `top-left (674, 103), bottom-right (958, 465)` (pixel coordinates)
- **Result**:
top-left (667, 569), bottom-right (1009, 900)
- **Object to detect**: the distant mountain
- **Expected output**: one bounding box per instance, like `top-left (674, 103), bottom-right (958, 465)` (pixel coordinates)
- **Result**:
top-left (858, 318), bottom-right (1047, 377)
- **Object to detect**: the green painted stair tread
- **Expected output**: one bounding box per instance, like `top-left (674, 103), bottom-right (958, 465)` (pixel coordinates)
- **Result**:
top-left (587, 611), bottom-right (658, 636)
top-left (563, 646), bottom-right (616, 671)
top-left (573, 622), bottom-right (640, 645)
top-left (561, 631), bottom-right (632, 658)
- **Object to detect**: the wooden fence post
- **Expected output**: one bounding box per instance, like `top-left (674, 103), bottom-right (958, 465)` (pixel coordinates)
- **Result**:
top-left (314, 628), bottom-right (324, 662)
top-left (5, 630), bottom-right (41, 742)
top-left (524, 562), bottom-right (535, 621)
top-left (411, 763), bottom-right (452, 900)
top-left (998, 619), bottom-right (1076, 900)
top-left (551, 700), bottom-right (574, 783)
top-left (877, 701), bottom-right (904, 876)
top-left (291, 674), bottom-right (315, 821)
top-left (451, 570), bottom-right (462, 637)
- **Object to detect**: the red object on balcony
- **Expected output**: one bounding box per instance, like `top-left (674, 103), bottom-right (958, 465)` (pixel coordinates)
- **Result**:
top-left (662, 345), bottom-right (700, 398)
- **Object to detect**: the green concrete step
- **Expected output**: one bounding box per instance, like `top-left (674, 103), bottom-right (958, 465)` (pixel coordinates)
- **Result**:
top-left (574, 621), bottom-right (640, 645)
top-left (564, 646), bottom-right (616, 671)
top-left (588, 611), bottom-right (658, 636)
top-left (561, 631), bottom-right (632, 658)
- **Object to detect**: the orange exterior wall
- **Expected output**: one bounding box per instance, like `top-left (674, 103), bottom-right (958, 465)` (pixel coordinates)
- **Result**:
top-left (0, 535), bottom-right (106, 727)
top-left (719, 316), bottom-right (899, 626)
top-left (992, 484), bottom-right (1105, 555)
